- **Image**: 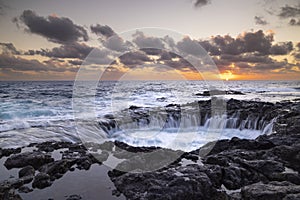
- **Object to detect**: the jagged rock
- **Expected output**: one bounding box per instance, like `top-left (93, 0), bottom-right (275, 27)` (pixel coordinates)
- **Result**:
top-left (39, 159), bottom-right (74, 177)
top-left (19, 165), bottom-right (35, 178)
top-left (18, 185), bottom-right (33, 193)
top-left (195, 90), bottom-right (245, 96)
top-left (32, 173), bottom-right (52, 189)
top-left (241, 181), bottom-right (300, 200)
top-left (4, 151), bottom-right (54, 169)
top-left (0, 147), bottom-right (21, 158)
top-left (109, 164), bottom-right (228, 200)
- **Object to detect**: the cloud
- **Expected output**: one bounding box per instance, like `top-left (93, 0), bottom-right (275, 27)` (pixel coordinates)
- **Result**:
top-left (26, 42), bottom-right (93, 59)
top-left (203, 30), bottom-right (275, 56)
top-left (269, 42), bottom-right (293, 55)
top-left (82, 48), bottom-right (113, 65)
top-left (0, 53), bottom-right (77, 72)
top-left (90, 24), bottom-right (115, 38)
top-left (194, 0), bottom-right (211, 8)
top-left (0, 43), bottom-right (21, 55)
top-left (15, 10), bottom-right (88, 44)
top-left (132, 31), bottom-right (165, 49)
top-left (103, 35), bottom-right (132, 52)
top-left (297, 42), bottom-right (300, 50)
top-left (278, 4), bottom-right (300, 18)
top-left (68, 60), bottom-right (82, 66)
top-left (119, 51), bottom-right (152, 66)
top-left (219, 54), bottom-right (273, 64)
top-left (254, 16), bottom-right (268, 25)
top-left (177, 37), bottom-right (205, 56)
top-left (198, 40), bottom-right (221, 55)
top-left (289, 18), bottom-right (300, 26)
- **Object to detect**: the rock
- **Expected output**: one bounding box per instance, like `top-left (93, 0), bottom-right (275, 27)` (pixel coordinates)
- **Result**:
top-left (0, 187), bottom-right (22, 200)
top-left (35, 141), bottom-right (74, 152)
top-left (241, 181), bottom-right (300, 200)
top-left (32, 173), bottom-right (52, 189)
top-left (19, 165), bottom-right (35, 178)
top-left (39, 159), bottom-right (74, 177)
top-left (109, 164), bottom-right (228, 200)
top-left (76, 157), bottom-right (92, 170)
top-left (195, 90), bottom-right (245, 96)
top-left (18, 185), bottom-right (33, 193)
top-left (0, 147), bottom-right (21, 158)
top-left (4, 151), bottom-right (54, 169)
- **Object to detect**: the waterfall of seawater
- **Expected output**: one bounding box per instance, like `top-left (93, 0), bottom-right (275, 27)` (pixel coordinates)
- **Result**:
top-left (98, 110), bottom-right (276, 137)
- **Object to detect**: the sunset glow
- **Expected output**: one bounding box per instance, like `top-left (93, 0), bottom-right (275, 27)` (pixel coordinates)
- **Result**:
top-left (220, 70), bottom-right (235, 81)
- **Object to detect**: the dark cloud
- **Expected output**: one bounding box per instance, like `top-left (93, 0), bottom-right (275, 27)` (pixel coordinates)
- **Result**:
top-left (141, 48), bottom-right (163, 56)
top-left (27, 42), bottom-right (93, 59)
top-left (90, 24), bottom-right (115, 38)
top-left (132, 31), bottom-right (165, 49)
top-left (278, 4), bottom-right (300, 18)
top-left (243, 30), bottom-right (273, 55)
top-left (214, 54), bottom-right (292, 74)
top-left (119, 51), bottom-right (152, 66)
top-left (289, 18), bottom-right (300, 26)
top-left (293, 42), bottom-right (300, 60)
top-left (212, 35), bottom-right (245, 55)
top-left (0, 43), bottom-right (21, 55)
top-left (194, 0), bottom-right (211, 8)
top-left (103, 35), bottom-right (132, 52)
top-left (202, 30), bottom-right (275, 56)
top-left (269, 42), bottom-right (293, 55)
top-left (0, 54), bottom-right (77, 72)
top-left (254, 16), bottom-right (268, 25)
top-left (220, 54), bottom-right (273, 64)
top-left (160, 51), bottom-right (179, 60)
top-left (159, 57), bottom-right (195, 72)
top-left (198, 40), bottom-right (221, 55)
top-left (177, 37), bottom-right (206, 56)
top-left (294, 53), bottom-right (300, 60)
top-left (16, 10), bottom-right (88, 44)
top-left (68, 60), bottom-right (83, 66)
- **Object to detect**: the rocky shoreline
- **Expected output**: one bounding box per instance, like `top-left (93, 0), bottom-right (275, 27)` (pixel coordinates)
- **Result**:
top-left (0, 99), bottom-right (299, 200)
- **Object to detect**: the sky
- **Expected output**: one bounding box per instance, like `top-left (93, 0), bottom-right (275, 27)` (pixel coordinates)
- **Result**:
top-left (0, 0), bottom-right (300, 81)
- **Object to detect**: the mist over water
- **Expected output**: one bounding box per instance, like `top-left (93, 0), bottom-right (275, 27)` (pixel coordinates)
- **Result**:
top-left (0, 80), bottom-right (299, 150)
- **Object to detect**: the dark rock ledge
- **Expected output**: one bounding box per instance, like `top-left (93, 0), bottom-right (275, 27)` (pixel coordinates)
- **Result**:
top-left (0, 99), bottom-right (299, 200)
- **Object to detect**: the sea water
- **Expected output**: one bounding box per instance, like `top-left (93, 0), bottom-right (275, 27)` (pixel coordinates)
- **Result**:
top-left (0, 80), bottom-right (299, 150)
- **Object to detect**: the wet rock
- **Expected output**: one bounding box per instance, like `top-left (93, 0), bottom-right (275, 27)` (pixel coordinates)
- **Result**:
top-left (34, 141), bottom-right (74, 152)
top-left (32, 173), bottom-right (52, 189)
top-left (76, 157), bottom-right (92, 170)
top-left (19, 165), bottom-right (35, 178)
top-left (4, 151), bottom-right (54, 169)
top-left (0, 147), bottom-right (21, 158)
top-left (0, 187), bottom-right (22, 200)
top-left (109, 164), bottom-right (228, 200)
top-left (241, 181), bottom-right (300, 200)
top-left (39, 159), bottom-right (74, 177)
top-left (18, 185), bottom-right (33, 193)
top-left (195, 90), bottom-right (245, 96)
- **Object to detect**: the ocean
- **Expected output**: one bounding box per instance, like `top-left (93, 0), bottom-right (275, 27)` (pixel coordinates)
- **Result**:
top-left (0, 80), bottom-right (299, 150)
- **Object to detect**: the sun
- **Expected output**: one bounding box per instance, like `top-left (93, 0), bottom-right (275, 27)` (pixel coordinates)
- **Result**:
top-left (220, 70), bottom-right (234, 81)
